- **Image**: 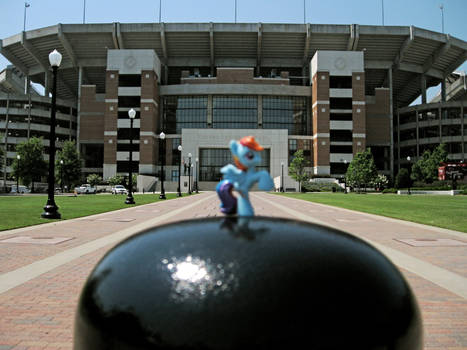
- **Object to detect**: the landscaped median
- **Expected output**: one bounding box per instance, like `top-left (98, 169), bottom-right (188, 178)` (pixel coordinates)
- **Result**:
top-left (273, 192), bottom-right (467, 233)
top-left (0, 193), bottom-right (184, 231)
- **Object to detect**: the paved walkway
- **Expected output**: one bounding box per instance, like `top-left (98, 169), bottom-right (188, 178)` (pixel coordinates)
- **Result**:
top-left (0, 192), bottom-right (466, 349)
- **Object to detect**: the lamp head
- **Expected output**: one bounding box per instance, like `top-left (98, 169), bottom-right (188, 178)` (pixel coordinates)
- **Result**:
top-left (407, 156), bottom-right (411, 162)
top-left (160, 132), bottom-right (165, 140)
top-left (178, 145), bottom-right (183, 152)
top-left (48, 49), bottom-right (62, 67)
top-left (128, 109), bottom-right (136, 119)
top-left (16, 154), bottom-right (20, 160)
top-left (188, 153), bottom-right (192, 159)
top-left (60, 160), bottom-right (64, 164)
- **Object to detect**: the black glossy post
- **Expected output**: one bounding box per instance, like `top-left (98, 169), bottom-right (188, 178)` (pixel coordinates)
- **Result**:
top-left (177, 148), bottom-right (182, 197)
top-left (195, 158), bottom-right (199, 193)
top-left (60, 160), bottom-right (64, 193)
top-left (159, 137), bottom-right (166, 200)
top-left (16, 156), bottom-right (20, 194)
top-left (125, 117), bottom-right (135, 204)
top-left (41, 66), bottom-right (61, 219)
top-left (188, 155), bottom-right (192, 195)
top-left (281, 163), bottom-right (284, 192)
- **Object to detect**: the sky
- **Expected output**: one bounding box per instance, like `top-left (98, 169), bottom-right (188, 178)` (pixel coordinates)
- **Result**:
top-left (0, 0), bottom-right (466, 99)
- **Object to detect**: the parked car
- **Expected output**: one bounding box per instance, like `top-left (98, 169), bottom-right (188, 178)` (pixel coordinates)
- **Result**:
top-left (112, 185), bottom-right (128, 195)
top-left (74, 184), bottom-right (97, 194)
top-left (10, 185), bottom-right (31, 194)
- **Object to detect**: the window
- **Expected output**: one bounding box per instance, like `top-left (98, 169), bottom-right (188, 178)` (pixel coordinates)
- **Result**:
top-left (118, 96), bottom-right (140, 108)
top-left (330, 130), bottom-right (352, 142)
top-left (330, 98), bottom-right (352, 110)
top-left (119, 74), bottom-right (141, 87)
top-left (199, 148), bottom-right (270, 181)
top-left (213, 96), bottom-right (257, 129)
top-left (262, 96), bottom-right (308, 135)
top-left (330, 76), bottom-right (352, 89)
top-left (163, 96), bottom-right (208, 133)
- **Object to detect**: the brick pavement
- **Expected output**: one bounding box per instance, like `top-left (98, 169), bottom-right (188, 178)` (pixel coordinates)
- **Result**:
top-left (0, 191), bottom-right (466, 349)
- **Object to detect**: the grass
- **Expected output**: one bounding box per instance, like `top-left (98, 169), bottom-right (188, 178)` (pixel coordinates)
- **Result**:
top-left (273, 192), bottom-right (467, 233)
top-left (0, 193), bottom-right (183, 231)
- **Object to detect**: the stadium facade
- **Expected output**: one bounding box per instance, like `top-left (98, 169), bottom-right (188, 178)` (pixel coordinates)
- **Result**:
top-left (1, 23), bottom-right (466, 189)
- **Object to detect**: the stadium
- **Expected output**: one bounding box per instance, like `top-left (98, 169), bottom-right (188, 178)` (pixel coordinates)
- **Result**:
top-left (1, 22), bottom-right (466, 190)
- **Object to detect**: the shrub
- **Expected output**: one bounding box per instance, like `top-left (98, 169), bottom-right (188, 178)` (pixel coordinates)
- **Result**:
top-left (382, 188), bottom-right (397, 194)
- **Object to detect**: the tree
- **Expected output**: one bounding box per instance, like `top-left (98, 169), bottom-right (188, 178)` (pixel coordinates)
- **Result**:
top-left (108, 175), bottom-right (124, 187)
top-left (14, 137), bottom-right (47, 192)
top-left (56, 140), bottom-right (82, 190)
top-left (87, 174), bottom-right (102, 187)
top-left (345, 148), bottom-right (378, 192)
top-left (288, 150), bottom-right (309, 192)
top-left (373, 174), bottom-right (389, 191)
top-left (395, 168), bottom-right (411, 189)
top-left (410, 143), bottom-right (448, 184)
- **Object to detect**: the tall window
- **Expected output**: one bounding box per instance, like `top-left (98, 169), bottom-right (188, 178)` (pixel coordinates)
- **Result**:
top-left (213, 96), bottom-right (258, 129)
top-left (263, 96), bottom-right (307, 135)
top-left (163, 96), bottom-right (208, 134)
top-left (199, 148), bottom-right (270, 181)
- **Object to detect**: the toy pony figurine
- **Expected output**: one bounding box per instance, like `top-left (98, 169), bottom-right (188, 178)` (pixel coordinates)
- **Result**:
top-left (216, 136), bottom-right (274, 216)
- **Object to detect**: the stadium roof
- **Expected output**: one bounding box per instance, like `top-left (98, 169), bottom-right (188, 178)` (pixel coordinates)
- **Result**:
top-left (1, 23), bottom-right (466, 107)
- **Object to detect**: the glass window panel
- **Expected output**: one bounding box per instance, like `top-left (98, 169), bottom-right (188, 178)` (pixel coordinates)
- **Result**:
top-left (163, 96), bottom-right (208, 134)
top-left (263, 96), bottom-right (308, 135)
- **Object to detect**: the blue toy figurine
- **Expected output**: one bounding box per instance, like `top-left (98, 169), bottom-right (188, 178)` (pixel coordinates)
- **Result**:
top-left (216, 136), bottom-right (274, 216)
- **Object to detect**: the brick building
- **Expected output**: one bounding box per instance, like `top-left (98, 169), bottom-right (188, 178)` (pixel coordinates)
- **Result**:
top-left (1, 23), bottom-right (466, 189)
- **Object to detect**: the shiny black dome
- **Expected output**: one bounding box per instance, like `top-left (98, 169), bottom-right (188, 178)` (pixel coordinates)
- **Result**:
top-left (74, 217), bottom-right (423, 349)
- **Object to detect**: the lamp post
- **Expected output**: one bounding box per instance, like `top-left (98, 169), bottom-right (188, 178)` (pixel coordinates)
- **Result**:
top-left (60, 159), bottom-right (64, 193)
top-left (406, 156), bottom-right (411, 195)
top-left (41, 49), bottom-right (62, 219)
top-left (281, 162), bottom-right (284, 192)
top-left (177, 145), bottom-right (182, 197)
top-left (188, 153), bottom-right (192, 194)
top-left (159, 132), bottom-right (166, 199)
top-left (16, 154), bottom-right (20, 194)
top-left (343, 159), bottom-right (348, 194)
top-left (195, 157), bottom-right (199, 193)
top-left (125, 108), bottom-right (136, 204)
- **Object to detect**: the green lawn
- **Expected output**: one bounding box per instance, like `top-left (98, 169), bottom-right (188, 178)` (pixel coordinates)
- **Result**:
top-left (274, 192), bottom-right (467, 233)
top-left (0, 193), bottom-right (182, 231)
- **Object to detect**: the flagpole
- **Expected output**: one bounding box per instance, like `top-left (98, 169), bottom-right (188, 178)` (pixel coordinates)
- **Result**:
top-left (23, 2), bottom-right (30, 32)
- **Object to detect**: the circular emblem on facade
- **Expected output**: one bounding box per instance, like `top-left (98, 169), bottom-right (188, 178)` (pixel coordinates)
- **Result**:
top-left (334, 57), bottom-right (346, 70)
top-left (124, 55), bottom-right (137, 68)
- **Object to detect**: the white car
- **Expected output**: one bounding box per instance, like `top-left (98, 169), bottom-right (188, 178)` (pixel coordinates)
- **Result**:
top-left (112, 185), bottom-right (128, 195)
top-left (11, 185), bottom-right (30, 194)
top-left (74, 184), bottom-right (97, 194)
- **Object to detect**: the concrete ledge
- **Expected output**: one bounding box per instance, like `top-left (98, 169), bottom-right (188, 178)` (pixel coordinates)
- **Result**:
top-left (397, 190), bottom-right (462, 195)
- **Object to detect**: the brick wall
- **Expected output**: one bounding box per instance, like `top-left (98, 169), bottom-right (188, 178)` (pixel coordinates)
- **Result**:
top-left (79, 85), bottom-right (104, 140)
top-left (366, 88), bottom-right (391, 144)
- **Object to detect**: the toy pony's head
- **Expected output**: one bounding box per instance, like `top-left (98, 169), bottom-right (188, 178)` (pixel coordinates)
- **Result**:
top-left (230, 136), bottom-right (264, 171)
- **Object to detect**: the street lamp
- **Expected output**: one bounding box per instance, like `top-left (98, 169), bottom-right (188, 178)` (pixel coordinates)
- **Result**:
top-left (125, 108), bottom-right (136, 204)
top-left (407, 156), bottom-right (411, 195)
top-left (159, 132), bottom-right (166, 199)
top-left (281, 162), bottom-right (284, 192)
top-left (177, 145), bottom-right (182, 197)
top-left (41, 49), bottom-right (62, 219)
top-left (60, 159), bottom-right (64, 193)
top-left (188, 153), bottom-right (192, 194)
top-left (16, 154), bottom-right (20, 194)
top-left (195, 157), bottom-right (199, 193)
top-left (343, 159), bottom-right (348, 194)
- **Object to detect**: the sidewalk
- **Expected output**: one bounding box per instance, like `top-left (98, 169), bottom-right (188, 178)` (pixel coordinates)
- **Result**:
top-left (0, 191), bottom-right (466, 349)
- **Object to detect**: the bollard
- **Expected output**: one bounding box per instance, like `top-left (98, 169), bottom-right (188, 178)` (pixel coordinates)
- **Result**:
top-left (74, 217), bottom-right (423, 349)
